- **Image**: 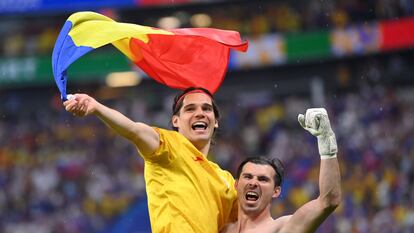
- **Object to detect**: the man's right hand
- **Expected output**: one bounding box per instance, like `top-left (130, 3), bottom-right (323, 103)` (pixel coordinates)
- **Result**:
top-left (63, 93), bottom-right (98, 117)
top-left (298, 108), bottom-right (337, 159)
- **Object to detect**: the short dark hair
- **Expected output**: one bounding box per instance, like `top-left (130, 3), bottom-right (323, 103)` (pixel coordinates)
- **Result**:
top-left (236, 156), bottom-right (285, 187)
top-left (171, 87), bottom-right (220, 131)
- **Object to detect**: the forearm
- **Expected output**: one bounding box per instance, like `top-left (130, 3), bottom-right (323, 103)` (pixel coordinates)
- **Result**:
top-left (94, 102), bottom-right (140, 141)
top-left (64, 94), bottom-right (159, 155)
top-left (278, 158), bottom-right (341, 233)
top-left (285, 108), bottom-right (341, 232)
top-left (318, 157), bottom-right (341, 210)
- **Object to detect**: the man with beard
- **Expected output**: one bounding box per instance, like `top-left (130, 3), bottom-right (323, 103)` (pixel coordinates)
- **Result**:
top-left (221, 108), bottom-right (341, 233)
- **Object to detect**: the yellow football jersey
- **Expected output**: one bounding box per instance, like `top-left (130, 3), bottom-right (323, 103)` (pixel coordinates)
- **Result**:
top-left (140, 128), bottom-right (238, 233)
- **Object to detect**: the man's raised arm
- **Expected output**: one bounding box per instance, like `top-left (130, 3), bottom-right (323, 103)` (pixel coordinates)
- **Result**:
top-left (63, 93), bottom-right (159, 156)
top-left (280, 108), bottom-right (341, 233)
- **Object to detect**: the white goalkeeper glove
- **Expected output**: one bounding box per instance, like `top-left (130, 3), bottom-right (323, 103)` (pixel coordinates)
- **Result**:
top-left (298, 108), bottom-right (337, 159)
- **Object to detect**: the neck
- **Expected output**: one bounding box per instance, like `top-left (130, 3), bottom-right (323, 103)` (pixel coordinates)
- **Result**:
top-left (194, 140), bottom-right (211, 156)
top-left (236, 206), bottom-right (273, 231)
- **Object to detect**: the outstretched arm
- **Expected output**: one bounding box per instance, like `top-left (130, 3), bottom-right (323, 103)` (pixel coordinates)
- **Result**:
top-left (280, 108), bottom-right (341, 233)
top-left (63, 94), bottom-right (159, 156)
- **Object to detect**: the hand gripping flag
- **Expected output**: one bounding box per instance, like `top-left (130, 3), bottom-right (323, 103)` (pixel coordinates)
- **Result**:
top-left (52, 11), bottom-right (248, 100)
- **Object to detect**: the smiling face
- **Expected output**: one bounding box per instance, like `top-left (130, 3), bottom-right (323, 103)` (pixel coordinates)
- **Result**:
top-left (172, 92), bottom-right (218, 150)
top-left (236, 162), bottom-right (281, 216)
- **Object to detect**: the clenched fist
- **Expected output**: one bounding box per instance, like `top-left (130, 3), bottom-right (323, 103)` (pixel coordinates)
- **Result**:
top-left (298, 108), bottom-right (337, 159)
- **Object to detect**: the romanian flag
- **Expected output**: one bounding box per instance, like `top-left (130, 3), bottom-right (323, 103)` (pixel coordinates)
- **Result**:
top-left (52, 11), bottom-right (248, 100)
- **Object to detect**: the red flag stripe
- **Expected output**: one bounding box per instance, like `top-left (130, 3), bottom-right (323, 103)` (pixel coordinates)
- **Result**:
top-left (170, 28), bottom-right (248, 52)
top-left (130, 33), bottom-right (233, 93)
top-left (380, 18), bottom-right (414, 51)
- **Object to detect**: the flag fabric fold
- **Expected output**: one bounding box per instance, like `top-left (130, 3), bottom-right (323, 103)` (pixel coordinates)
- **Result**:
top-left (52, 11), bottom-right (248, 100)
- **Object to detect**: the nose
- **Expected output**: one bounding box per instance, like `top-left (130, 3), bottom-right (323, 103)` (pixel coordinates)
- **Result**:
top-left (246, 179), bottom-right (258, 188)
top-left (194, 107), bottom-right (206, 117)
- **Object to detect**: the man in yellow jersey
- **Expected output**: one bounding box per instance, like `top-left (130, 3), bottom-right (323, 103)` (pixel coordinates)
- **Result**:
top-left (221, 108), bottom-right (341, 233)
top-left (64, 87), bottom-right (237, 233)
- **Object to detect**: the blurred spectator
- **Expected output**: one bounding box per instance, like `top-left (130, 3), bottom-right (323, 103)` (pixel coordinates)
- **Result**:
top-left (1, 72), bottom-right (414, 232)
top-left (1, 1), bottom-right (414, 232)
top-left (2, 0), bottom-right (414, 57)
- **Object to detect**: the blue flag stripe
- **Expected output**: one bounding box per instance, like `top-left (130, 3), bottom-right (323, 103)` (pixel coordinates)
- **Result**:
top-left (52, 20), bottom-right (93, 101)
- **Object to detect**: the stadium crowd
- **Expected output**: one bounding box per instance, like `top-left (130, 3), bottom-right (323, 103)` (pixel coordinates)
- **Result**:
top-left (2, 0), bottom-right (414, 57)
top-left (1, 0), bottom-right (414, 232)
top-left (0, 80), bottom-right (413, 233)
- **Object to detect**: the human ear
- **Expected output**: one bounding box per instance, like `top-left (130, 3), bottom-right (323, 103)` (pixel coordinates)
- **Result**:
top-left (272, 186), bottom-right (281, 198)
top-left (214, 119), bottom-right (219, 128)
top-left (172, 115), bottom-right (179, 128)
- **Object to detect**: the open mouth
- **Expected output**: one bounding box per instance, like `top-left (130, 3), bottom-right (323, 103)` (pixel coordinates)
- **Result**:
top-left (245, 191), bottom-right (259, 201)
top-left (192, 122), bottom-right (207, 130)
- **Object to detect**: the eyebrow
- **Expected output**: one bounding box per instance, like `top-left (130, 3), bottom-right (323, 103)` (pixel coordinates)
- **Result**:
top-left (183, 103), bottom-right (213, 108)
top-left (258, 175), bottom-right (271, 181)
top-left (242, 173), bottom-right (271, 180)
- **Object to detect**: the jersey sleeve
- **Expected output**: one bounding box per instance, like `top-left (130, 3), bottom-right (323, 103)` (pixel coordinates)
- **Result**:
top-left (139, 127), bottom-right (176, 165)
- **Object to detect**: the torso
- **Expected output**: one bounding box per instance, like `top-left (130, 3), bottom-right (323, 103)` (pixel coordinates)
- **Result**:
top-left (220, 216), bottom-right (290, 233)
top-left (143, 129), bottom-right (238, 233)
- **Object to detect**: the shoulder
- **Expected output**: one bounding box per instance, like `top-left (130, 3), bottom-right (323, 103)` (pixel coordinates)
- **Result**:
top-left (275, 215), bottom-right (291, 224)
top-left (272, 215), bottom-right (291, 232)
top-left (208, 161), bottom-right (236, 183)
top-left (148, 128), bottom-right (200, 160)
top-left (153, 127), bottom-right (183, 143)
top-left (141, 128), bottom-right (179, 163)
top-left (152, 127), bottom-right (172, 136)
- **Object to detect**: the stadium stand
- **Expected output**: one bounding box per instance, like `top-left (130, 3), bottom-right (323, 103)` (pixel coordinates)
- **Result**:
top-left (1, 1), bottom-right (414, 233)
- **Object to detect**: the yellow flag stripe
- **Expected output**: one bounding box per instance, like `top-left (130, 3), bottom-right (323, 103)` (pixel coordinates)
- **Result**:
top-left (67, 11), bottom-right (173, 51)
